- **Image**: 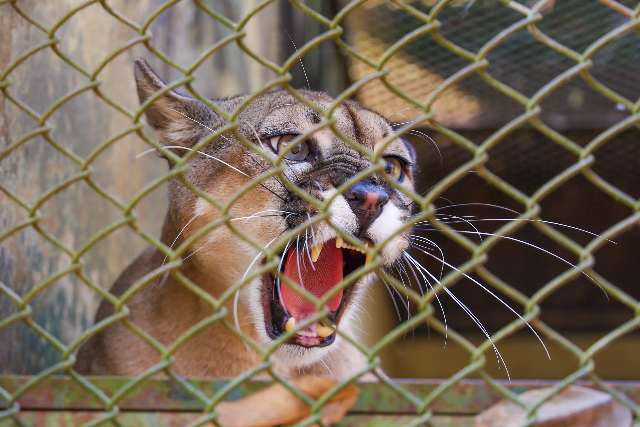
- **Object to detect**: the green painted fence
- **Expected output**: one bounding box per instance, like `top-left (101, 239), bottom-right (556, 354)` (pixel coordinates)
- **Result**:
top-left (1, 0), bottom-right (639, 426)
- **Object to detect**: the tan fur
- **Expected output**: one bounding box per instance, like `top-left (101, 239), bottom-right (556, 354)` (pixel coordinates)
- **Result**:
top-left (76, 59), bottom-right (415, 379)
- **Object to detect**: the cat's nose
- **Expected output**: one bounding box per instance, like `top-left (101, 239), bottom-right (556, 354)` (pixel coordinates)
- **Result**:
top-left (345, 181), bottom-right (389, 229)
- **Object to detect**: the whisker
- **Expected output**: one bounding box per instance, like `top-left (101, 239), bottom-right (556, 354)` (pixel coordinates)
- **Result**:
top-left (399, 257), bottom-right (419, 335)
top-left (137, 145), bottom-right (249, 177)
top-left (413, 228), bottom-right (608, 298)
top-left (434, 214), bottom-right (484, 243)
top-left (284, 30), bottom-right (311, 90)
top-left (234, 235), bottom-right (280, 335)
top-left (306, 213), bottom-right (317, 272)
top-left (168, 107), bottom-right (218, 134)
top-left (275, 240), bottom-right (294, 309)
top-left (393, 264), bottom-right (411, 321)
top-left (404, 250), bottom-right (508, 377)
top-left (431, 215), bottom-right (616, 244)
top-left (435, 202), bottom-right (521, 215)
top-left (139, 107), bottom-right (290, 204)
top-left (319, 358), bottom-right (336, 378)
top-left (158, 214), bottom-right (197, 286)
top-left (231, 209), bottom-right (297, 222)
top-left (402, 254), bottom-right (424, 297)
top-left (410, 238), bottom-right (551, 360)
top-left (244, 120), bottom-right (269, 154)
top-left (296, 235), bottom-right (304, 288)
top-left (304, 226), bottom-right (315, 271)
top-left (243, 120), bottom-right (290, 203)
top-left (403, 252), bottom-right (448, 343)
top-left (408, 129), bottom-right (443, 167)
top-left (379, 272), bottom-right (403, 323)
top-left (307, 212), bottom-right (318, 248)
top-left (182, 212), bottom-right (291, 262)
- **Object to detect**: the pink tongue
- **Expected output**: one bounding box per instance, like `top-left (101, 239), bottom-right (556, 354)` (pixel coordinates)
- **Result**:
top-left (281, 240), bottom-right (343, 319)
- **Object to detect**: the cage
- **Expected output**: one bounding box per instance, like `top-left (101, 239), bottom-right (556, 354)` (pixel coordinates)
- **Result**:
top-left (1, 0), bottom-right (638, 425)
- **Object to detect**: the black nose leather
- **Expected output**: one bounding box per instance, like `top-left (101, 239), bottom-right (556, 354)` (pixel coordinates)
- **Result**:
top-left (345, 182), bottom-right (389, 230)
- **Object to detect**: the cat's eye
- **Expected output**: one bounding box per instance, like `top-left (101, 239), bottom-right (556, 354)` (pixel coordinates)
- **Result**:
top-left (384, 156), bottom-right (405, 181)
top-left (268, 134), bottom-right (310, 161)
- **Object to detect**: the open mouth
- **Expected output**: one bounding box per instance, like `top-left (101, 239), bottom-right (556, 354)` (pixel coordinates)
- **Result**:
top-left (261, 237), bottom-right (368, 348)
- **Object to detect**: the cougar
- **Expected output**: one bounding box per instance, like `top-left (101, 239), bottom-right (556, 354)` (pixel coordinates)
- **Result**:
top-left (75, 59), bottom-right (417, 379)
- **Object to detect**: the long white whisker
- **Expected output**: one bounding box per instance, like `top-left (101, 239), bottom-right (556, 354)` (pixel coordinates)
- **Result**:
top-left (304, 226), bottom-right (315, 271)
top-left (399, 258), bottom-right (419, 332)
top-left (405, 250), bottom-right (508, 377)
top-left (244, 120), bottom-right (268, 153)
top-left (234, 235), bottom-right (280, 334)
top-left (168, 107), bottom-right (217, 133)
top-left (435, 202), bottom-right (521, 215)
top-left (275, 240), bottom-right (294, 309)
top-left (411, 235), bottom-right (446, 281)
top-left (410, 239), bottom-right (551, 360)
top-left (136, 145), bottom-right (249, 177)
top-left (402, 255), bottom-right (424, 297)
top-left (430, 216), bottom-right (616, 244)
top-left (393, 264), bottom-right (411, 320)
top-left (319, 358), bottom-right (335, 378)
top-left (158, 214), bottom-right (197, 286)
top-left (182, 212), bottom-right (288, 263)
top-left (379, 272), bottom-right (403, 322)
top-left (231, 209), bottom-right (297, 222)
top-left (413, 228), bottom-right (607, 296)
top-left (306, 214), bottom-right (317, 271)
top-left (307, 212), bottom-right (317, 248)
top-left (408, 129), bottom-right (443, 166)
top-left (433, 214), bottom-right (484, 242)
top-left (295, 235), bottom-right (304, 288)
top-left (403, 252), bottom-right (448, 343)
top-left (285, 30), bottom-right (311, 90)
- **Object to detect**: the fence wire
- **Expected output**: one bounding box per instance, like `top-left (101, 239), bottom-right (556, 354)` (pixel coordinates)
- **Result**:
top-left (0, 0), bottom-right (639, 426)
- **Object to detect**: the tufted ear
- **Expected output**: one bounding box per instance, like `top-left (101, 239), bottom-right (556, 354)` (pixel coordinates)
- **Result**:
top-left (134, 58), bottom-right (217, 150)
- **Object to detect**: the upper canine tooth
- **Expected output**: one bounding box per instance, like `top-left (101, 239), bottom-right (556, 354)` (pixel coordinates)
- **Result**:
top-left (311, 242), bottom-right (323, 263)
top-left (285, 317), bottom-right (296, 333)
top-left (336, 236), bottom-right (344, 248)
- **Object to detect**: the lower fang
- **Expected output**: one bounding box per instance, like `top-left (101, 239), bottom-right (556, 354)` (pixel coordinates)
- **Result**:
top-left (285, 317), bottom-right (296, 333)
top-left (311, 243), bottom-right (323, 262)
top-left (317, 323), bottom-right (335, 338)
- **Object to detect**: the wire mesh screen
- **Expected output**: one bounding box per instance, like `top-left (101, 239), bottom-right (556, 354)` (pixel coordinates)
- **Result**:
top-left (1, 0), bottom-right (639, 426)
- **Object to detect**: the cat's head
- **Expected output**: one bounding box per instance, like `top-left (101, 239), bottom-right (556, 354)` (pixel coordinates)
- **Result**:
top-left (134, 59), bottom-right (417, 369)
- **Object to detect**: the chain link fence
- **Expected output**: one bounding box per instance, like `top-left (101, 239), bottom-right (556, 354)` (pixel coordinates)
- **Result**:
top-left (1, 0), bottom-right (639, 426)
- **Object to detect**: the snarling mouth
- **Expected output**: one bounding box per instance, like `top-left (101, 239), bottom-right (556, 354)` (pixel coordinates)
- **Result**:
top-left (261, 238), bottom-right (368, 348)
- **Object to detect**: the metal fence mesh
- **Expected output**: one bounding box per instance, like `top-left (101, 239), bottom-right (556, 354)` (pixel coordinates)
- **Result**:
top-left (1, 0), bottom-right (639, 426)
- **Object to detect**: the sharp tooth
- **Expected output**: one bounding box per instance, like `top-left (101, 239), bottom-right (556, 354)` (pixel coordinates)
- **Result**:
top-left (285, 317), bottom-right (296, 333)
top-left (311, 242), bottom-right (323, 262)
top-left (317, 323), bottom-right (335, 338)
top-left (362, 243), bottom-right (369, 255)
top-left (365, 252), bottom-right (372, 266)
top-left (336, 236), bottom-right (344, 248)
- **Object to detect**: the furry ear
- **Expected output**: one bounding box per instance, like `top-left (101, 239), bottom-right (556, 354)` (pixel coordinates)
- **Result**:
top-left (134, 58), bottom-right (216, 149)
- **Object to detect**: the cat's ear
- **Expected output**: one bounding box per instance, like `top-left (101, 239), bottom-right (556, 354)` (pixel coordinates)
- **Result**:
top-left (134, 58), bottom-right (216, 149)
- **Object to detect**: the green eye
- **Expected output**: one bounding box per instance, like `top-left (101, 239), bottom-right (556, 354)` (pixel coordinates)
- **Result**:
top-left (269, 135), bottom-right (310, 161)
top-left (384, 156), bottom-right (405, 181)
